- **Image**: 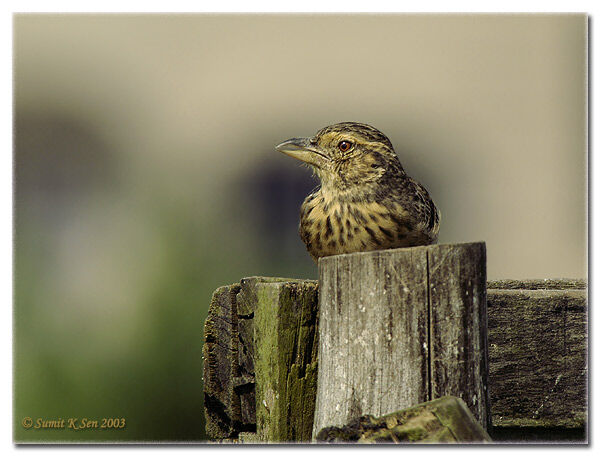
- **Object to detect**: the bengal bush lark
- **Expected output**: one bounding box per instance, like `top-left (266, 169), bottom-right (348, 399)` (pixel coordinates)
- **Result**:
top-left (276, 122), bottom-right (440, 261)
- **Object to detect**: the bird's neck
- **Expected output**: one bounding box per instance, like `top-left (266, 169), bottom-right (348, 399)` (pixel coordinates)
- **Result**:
top-left (316, 162), bottom-right (405, 201)
top-left (317, 179), bottom-right (377, 204)
top-left (316, 168), bottom-right (381, 194)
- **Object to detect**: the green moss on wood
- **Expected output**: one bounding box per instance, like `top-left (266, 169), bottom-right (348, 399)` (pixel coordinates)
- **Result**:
top-left (317, 396), bottom-right (492, 443)
top-left (253, 280), bottom-right (319, 443)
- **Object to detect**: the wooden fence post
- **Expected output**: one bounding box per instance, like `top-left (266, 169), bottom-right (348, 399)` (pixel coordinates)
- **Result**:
top-left (251, 279), bottom-right (319, 442)
top-left (312, 242), bottom-right (490, 439)
top-left (203, 276), bottom-right (319, 442)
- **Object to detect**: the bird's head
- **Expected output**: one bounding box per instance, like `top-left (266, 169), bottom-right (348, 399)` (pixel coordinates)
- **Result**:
top-left (276, 122), bottom-right (404, 191)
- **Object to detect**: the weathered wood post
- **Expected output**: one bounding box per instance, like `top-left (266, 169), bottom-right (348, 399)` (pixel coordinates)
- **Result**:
top-left (250, 279), bottom-right (319, 442)
top-left (312, 242), bottom-right (490, 439)
top-left (203, 276), bottom-right (319, 442)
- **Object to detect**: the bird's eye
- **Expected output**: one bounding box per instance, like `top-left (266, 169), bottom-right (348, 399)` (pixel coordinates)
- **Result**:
top-left (338, 141), bottom-right (352, 152)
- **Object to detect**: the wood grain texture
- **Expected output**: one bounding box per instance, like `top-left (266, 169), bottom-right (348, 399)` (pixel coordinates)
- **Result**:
top-left (312, 242), bottom-right (489, 438)
top-left (487, 288), bottom-right (587, 428)
top-left (428, 243), bottom-right (490, 429)
top-left (203, 284), bottom-right (243, 439)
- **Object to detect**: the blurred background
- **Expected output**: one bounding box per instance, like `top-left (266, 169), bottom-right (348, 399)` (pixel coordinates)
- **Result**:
top-left (14, 14), bottom-right (587, 441)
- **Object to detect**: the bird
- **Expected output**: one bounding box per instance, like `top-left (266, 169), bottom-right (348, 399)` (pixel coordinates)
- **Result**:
top-left (275, 122), bottom-right (440, 261)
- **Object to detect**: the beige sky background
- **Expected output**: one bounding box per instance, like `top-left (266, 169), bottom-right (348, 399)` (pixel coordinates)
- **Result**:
top-left (15, 14), bottom-right (587, 280)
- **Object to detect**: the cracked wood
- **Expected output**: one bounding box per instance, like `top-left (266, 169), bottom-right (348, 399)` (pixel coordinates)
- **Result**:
top-left (203, 272), bottom-right (587, 441)
top-left (312, 242), bottom-right (490, 438)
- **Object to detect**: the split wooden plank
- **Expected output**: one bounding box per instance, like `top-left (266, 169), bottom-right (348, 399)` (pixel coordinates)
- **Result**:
top-left (312, 242), bottom-right (489, 438)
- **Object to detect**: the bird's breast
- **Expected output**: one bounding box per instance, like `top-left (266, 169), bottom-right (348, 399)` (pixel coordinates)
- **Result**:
top-left (299, 190), bottom-right (419, 260)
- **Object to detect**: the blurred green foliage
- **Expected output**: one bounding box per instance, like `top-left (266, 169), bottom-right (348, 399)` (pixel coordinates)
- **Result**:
top-left (14, 114), bottom-right (316, 442)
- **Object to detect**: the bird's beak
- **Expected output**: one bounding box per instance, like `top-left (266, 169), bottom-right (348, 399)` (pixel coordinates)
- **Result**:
top-left (275, 137), bottom-right (328, 168)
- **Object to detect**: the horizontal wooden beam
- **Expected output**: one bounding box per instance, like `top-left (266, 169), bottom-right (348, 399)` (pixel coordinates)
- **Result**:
top-left (488, 279), bottom-right (586, 290)
top-left (487, 285), bottom-right (587, 428)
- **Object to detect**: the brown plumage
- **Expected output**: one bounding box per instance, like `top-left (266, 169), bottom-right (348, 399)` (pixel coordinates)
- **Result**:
top-left (276, 122), bottom-right (440, 261)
